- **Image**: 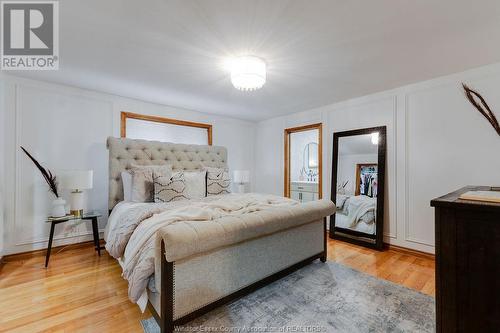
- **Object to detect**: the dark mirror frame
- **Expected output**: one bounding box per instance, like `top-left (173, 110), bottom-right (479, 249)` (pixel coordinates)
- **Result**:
top-left (329, 126), bottom-right (386, 250)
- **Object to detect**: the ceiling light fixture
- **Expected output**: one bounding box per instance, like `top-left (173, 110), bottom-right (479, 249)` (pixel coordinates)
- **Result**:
top-left (228, 55), bottom-right (266, 91)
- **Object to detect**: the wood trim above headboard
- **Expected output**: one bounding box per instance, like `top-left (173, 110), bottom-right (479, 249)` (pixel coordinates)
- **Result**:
top-left (120, 112), bottom-right (213, 145)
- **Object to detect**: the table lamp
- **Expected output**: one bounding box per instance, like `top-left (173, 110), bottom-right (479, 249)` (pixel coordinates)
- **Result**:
top-left (61, 170), bottom-right (93, 217)
top-left (233, 170), bottom-right (250, 193)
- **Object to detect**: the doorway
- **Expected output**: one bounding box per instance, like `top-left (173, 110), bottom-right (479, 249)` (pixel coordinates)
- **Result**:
top-left (284, 123), bottom-right (322, 202)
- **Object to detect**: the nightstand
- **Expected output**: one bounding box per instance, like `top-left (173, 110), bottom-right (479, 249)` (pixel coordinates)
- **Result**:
top-left (45, 212), bottom-right (103, 267)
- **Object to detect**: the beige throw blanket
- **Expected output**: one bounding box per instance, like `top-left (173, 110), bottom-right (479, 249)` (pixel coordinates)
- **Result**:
top-left (106, 193), bottom-right (299, 302)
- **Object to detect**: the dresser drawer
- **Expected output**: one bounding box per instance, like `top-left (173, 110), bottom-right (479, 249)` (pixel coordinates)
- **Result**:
top-left (291, 182), bottom-right (318, 193)
top-left (290, 190), bottom-right (318, 203)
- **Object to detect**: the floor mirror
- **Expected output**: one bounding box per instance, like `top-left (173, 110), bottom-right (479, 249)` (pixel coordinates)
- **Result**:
top-left (329, 126), bottom-right (386, 250)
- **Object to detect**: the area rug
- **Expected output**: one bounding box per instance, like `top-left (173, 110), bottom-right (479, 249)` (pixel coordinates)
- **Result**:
top-left (141, 261), bottom-right (435, 333)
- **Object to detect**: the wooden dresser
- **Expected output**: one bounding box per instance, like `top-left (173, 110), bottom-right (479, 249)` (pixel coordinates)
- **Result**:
top-left (431, 186), bottom-right (500, 332)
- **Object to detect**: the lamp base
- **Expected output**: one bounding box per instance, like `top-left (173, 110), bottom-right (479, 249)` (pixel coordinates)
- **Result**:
top-left (237, 184), bottom-right (245, 193)
top-left (70, 209), bottom-right (83, 218)
top-left (70, 190), bottom-right (84, 218)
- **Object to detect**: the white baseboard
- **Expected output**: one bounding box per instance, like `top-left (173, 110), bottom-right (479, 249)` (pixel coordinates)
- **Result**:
top-left (3, 230), bottom-right (105, 256)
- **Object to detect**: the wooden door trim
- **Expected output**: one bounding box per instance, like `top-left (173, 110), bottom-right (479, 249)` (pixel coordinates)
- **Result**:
top-left (284, 123), bottom-right (323, 199)
top-left (120, 111), bottom-right (213, 145)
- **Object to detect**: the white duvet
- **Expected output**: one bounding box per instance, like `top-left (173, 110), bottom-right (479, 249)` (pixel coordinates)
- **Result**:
top-left (344, 195), bottom-right (376, 227)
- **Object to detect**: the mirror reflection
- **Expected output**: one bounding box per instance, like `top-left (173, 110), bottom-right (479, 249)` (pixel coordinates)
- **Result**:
top-left (335, 133), bottom-right (378, 235)
top-left (331, 127), bottom-right (386, 250)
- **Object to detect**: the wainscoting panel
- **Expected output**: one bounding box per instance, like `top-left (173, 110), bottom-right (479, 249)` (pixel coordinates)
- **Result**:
top-left (326, 95), bottom-right (398, 240)
top-left (14, 84), bottom-right (114, 246)
top-left (404, 75), bottom-right (500, 247)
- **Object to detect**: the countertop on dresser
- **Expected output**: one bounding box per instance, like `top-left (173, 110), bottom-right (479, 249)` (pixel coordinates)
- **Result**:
top-left (431, 185), bottom-right (500, 211)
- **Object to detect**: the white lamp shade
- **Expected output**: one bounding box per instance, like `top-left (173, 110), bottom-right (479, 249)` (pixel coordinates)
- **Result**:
top-left (233, 170), bottom-right (250, 184)
top-left (61, 170), bottom-right (93, 190)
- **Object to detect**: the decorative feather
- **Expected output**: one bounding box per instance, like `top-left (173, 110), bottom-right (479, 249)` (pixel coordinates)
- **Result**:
top-left (462, 83), bottom-right (500, 136)
top-left (20, 146), bottom-right (59, 198)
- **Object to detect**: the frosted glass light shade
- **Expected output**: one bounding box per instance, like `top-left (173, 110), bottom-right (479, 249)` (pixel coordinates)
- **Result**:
top-left (61, 170), bottom-right (93, 190)
top-left (371, 132), bottom-right (379, 145)
top-left (233, 170), bottom-right (250, 184)
top-left (230, 56), bottom-right (266, 91)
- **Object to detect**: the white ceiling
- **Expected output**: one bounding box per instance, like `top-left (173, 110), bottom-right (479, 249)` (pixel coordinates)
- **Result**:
top-left (10, 0), bottom-right (500, 121)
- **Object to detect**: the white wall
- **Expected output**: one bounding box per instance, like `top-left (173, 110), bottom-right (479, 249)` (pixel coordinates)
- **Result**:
top-left (255, 62), bottom-right (500, 254)
top-left (0, 75), bottom-right (256, 255)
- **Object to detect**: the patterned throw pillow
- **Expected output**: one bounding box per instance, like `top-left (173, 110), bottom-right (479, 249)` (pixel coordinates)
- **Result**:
top-left (130, 164), bottom-right (172, 202)
top-left (153, 171), bottom-right (188, 203)
top-left (153, 170), bottom-right (207, 203)
top-left (205, 167), bottom-right (231, 196)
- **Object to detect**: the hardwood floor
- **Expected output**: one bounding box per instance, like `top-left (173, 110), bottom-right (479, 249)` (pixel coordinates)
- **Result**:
top-left (328, 240), bottom-right (435, 296)
top-left (0, 239), bottom-right (435, 332)
top-left (0, 243), bottom-right (150, 333)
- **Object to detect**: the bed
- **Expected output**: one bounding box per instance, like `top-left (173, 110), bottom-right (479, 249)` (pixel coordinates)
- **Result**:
top-left (104, 137), bottom-right (335, 333)
top-left (334, 194), bottom-right (376, 234)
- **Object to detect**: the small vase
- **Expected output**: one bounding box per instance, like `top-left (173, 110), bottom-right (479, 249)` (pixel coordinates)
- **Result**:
top-left (52, 197), bottom-right (66, 217)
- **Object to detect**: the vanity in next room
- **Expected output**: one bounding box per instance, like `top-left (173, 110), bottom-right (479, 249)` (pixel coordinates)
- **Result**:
top-left (290, 181), bottom-right (319, 202)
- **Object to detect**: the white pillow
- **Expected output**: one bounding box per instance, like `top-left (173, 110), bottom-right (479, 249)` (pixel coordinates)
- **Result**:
top-left (121, 171), bottom-right (132, 201)
top-left (184, 170), bottom-right (207, 199)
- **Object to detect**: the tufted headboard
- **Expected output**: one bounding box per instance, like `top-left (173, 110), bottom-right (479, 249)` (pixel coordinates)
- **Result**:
top-left (106, 137), bottom-right (228, 210)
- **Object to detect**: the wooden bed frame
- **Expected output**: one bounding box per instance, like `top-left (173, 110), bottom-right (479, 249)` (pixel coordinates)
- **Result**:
top-left (147, 218), bottom-right (328, 333)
